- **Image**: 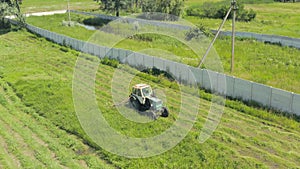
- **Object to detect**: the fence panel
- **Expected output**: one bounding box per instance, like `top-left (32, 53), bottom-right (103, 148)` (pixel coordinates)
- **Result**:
top-left (175, 63), bottom-right (189, 84)
top-left (91, 44), bottom-right (98, 57)
top-left (293, 39), bottom-right (300, 48)
top-left (77, 40), bottom-right (85, 52)
top-left (133, 53), bottom-right (144, 70)
top-left (252, 33), bottom-right (263, 41)
top-left (152, 57), bottom-right (165, 71)
top-left (225, 75), bottom-right (235, 98)
top-left (292, 94), bottom-right (300, 116)
top-left (261, 34), bottom-right (273, 42)
top-left (271, 88), bottom-right (293, 113)
top-left (189, 67), bottom-right (202, 85)
top-left (96, 46), bottom-right (105, 58)
top-left (69, 38), bottom-right (77, 50)
top-left (85, 43), bottom-right (93, 55)
top-left (208, 70), bottom-right (218, 92)
top-left (186, 67), bottom-right (198, 86)
top-left (201, 70), bottom-right (212, 91)
top-left (217, 73), bottom-right (227, 95)
top-left (109, 48), bottom-right (118, 60)
top-left (234, 78), bottom-right (252, 101)
top-left (252, 82), bottom-right (272, 107)
top-left (117, 49), bottom-right (127, 63)
top-left (163, 60), bottom-right (176, 76)
top-left (143, 55), bottom-right (154, 69)
top-left (125, 53), bottom-right (135, 67)
top-left (81, 41), bottom-right (89, 54)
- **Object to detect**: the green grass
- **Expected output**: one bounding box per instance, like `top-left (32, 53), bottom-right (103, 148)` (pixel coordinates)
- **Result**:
top-left (20, 0), bottom-right (300, 38)
top-left (184, 1), bottom-right (300, 38)
top-left (20, 0), bottom-right (99, 13)
top-left (0, 29), bottom-right (300, 168)
top-left (0, 68), bottom-right (115, 168)
top-left (26, 13), bottom-right (300, 93)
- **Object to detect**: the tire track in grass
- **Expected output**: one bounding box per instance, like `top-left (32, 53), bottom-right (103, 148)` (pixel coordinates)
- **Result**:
top-left (0, 106), bottom-right (44, 168)
top-left (95, 65), bottom-right (299, 167)
top-left (0, 106), bottom-right (67, 168)
top-left (0, 84), bottom-right (72, 168)
top-left (0, 134), bottom-right (21, 168)
top-left (0, 80), bottom-right (116, 169)
top-left (2, 104), bottom-right (85, 168)
top-left (216, 121), bottom-right (300, 168)
top-left (221, 122), bottom-right (300, 167)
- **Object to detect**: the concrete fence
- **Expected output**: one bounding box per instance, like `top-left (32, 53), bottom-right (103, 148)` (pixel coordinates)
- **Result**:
top-left (22, 22), bottom-right (300, 116)
top-left (71, 10), bottom-right (300, 49)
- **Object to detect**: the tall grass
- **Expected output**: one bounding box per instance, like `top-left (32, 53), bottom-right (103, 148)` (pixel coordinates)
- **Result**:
top-left (26, 14), bottom-right (300, 93)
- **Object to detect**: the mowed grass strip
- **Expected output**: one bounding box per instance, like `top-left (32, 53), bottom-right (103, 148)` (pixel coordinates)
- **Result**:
top-left (0, 79), bottom-right (117, 168)
top-left (0, 30), bottom-right (300, 168)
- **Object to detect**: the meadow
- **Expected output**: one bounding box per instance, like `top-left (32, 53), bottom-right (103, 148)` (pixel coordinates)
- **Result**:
top-left (184, 0), bottom-right (300, 38)
top-left (0, 29), bottom-right (300, 168)
top-left (26, 13), bottom-right (300, 93)
top-left (1, 0), bottom-right (300, 168)
top-left (20, 0), bottom-right (99, 13)
top-left (18, 0), bottom-right (300, 38)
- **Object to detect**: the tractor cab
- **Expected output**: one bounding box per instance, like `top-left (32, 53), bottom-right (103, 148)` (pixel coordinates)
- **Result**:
top-left (129, 84), bottom-right (168, 118)
top-left (132, 84), bottom-right (153, 99)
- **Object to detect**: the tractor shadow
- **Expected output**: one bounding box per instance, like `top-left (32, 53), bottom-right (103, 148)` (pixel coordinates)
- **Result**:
top-left (123, 102), bottom-right (158, 120)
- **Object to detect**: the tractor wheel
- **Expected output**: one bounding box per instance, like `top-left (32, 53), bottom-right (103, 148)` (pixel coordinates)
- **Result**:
top-left (130, 97), bottom-right (141, 111)
top-left (161, 107), bottom-right (169, 117)
top-left (144, 98), bottom-right (151, 110)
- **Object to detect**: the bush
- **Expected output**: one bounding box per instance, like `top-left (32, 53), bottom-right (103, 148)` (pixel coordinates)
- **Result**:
top-left (186, 8), bottom-right (202, 17)
top-left (186, 1), bottom-right (257, 22)
top-left (185, 23), bottom-right (212, 41)
top-left (100, 58), bottom-right (119, 68)
top-left (82, 17), bottom-right (110, 27)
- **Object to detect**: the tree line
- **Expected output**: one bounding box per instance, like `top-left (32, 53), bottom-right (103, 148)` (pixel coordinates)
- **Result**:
top-left (95, 0), bottom-right (184, 18)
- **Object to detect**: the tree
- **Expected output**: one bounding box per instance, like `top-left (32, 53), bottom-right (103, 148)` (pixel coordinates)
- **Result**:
top-left (141, 0), bottom-right (184, 20)
top-left (98, 0), bottom-right (184, 18)
top-left (100, 0), bottom-right (132, 16)
top-left (0, 0), bottom-right (25, 29)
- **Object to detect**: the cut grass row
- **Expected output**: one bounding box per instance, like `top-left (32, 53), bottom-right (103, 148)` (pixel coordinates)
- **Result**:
top-left (0, 73), bottom-right (115, 168)
top-left (1, 30), bottom-right (300, 168)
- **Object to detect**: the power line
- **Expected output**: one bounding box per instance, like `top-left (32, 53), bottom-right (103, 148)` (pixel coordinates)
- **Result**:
top-left (198, 0), bottom-right (237, 73)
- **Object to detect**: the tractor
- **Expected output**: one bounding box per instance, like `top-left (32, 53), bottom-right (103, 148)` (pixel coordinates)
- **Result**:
top-left (129, 84), bottom-right (169, 119)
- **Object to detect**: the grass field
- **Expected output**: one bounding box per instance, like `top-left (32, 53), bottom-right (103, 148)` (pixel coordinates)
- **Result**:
top-left (0, 74), bottom-right (115, 168)
top-left (20, 0), bottom-right (99, 13)
top-left (0, 29), bottom-right (300, 168)
top-left (19, 0), bottom-right (300, 38)
top-left (184, 0), bottom-right (300, 38)
top-left (26, 13), bottom-right (300, 94)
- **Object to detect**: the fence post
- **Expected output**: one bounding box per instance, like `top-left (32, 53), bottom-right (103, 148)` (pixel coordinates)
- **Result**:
top-left (250, 81), bottom-right (253, 101)
top-left (290, 92), bottom-right (294, 113)
top-left (269, 87), bottom-right (273, 109)
top-left (232, 76), bottom-right (236, 98)
top-left (201, 69), bottom-right (204, 88)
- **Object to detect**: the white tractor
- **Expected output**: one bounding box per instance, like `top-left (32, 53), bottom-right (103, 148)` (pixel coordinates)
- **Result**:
top-left (129, 84), bottom-right (169, 119)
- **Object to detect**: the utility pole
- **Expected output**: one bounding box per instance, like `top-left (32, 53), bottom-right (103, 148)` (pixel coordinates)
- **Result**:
top-left (198, 0), bottom-right (238, 72)
top-left (231, 0), bottom-right (237, 73)
top-left (198, 6), bottom-right (233, 68)
top-left (67, 0), bottom-right (71, 24)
